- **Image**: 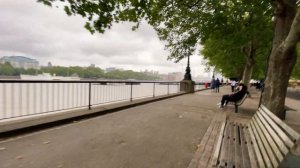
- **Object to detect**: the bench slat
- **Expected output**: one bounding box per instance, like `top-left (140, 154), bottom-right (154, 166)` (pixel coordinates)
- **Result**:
top-left (228, 123), bottom-right (235, 167)
top-left (259, 108), bottom-right (295, 149)
top-left (219, 122), bottom-right (231, 167)
top-left (240, 124), bottom-right (251, 168)
top-left (234, 123), bottom-right (242, 168)
top-left (257, 112), bottom-right (287, 160)
top-left (227, 123), bottom-right (235, 167)
top-left (244, 125), bottom-right (258, 168)
top-left (253, 115), bottom-right (279, 167)
top-left (198, 121), bottom-right (221, 167)
top-left (249, 124), bottom-right (266, 168)
top-left (211, 119), bottom-right (227, 166)
top-left (261, 105), bottom-right (300, 142)
top-left (251, 120), bottom-right (273, 168)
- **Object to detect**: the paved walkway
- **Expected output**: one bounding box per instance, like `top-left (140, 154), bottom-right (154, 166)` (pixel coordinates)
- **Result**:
top-left (285, 88), bottom-right (300, 133)
top-left (0, 86), bottom-right (298, 168)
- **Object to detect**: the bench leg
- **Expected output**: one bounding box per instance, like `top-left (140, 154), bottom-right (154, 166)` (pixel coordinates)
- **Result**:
top-left (235, 105), bottom-right (238, 113)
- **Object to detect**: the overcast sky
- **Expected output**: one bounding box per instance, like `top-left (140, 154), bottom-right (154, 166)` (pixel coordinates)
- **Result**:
top-left (0, 0), bottom-right (209, 77)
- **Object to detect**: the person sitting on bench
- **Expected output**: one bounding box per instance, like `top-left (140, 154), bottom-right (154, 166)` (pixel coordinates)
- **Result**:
top-left (218, 83), bottom-right (248, 108)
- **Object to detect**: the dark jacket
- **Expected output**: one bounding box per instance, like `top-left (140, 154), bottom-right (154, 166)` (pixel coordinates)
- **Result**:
top-left (230, 84), bottom-right (248, 101)
top-left (230, 90), bottom-right (247, 101)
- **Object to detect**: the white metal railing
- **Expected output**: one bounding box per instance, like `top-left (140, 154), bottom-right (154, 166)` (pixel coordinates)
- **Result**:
top-left (0, 80), bottom-right (180, 120)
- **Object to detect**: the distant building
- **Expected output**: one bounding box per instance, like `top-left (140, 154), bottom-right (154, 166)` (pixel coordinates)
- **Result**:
top-left (105, 67), bottom-right (117, 72)
top-left (160, 72), bottom-right (183, 81)
top-left (143, 70), bottom-right (159, 76)
top-left (89, 64), bottom-right (95, 68)
top-left (168, 72), bottom-right (183, 81)
top-left (0, 56), bottom-right (39, 69)
top-left (48, 62), bottom-right (52, 67)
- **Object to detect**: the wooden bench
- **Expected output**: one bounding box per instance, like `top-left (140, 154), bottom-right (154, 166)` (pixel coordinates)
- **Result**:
top-left (188, 105), bottom-right (300, 168)
top-left (228, 91), bottom-right (249, 113)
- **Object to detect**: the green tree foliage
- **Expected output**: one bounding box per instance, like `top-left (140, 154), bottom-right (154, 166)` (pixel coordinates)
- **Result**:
top-left (201, 37), bottom-right (245, 78)
top-left (105, 69), bottom-right (159, 80)
top-left (199, 1), bottom-right (273, 80)
top-left (0, 64), bottom-right (160, 80)
top-left (0, 62), bottom-right (18, 76)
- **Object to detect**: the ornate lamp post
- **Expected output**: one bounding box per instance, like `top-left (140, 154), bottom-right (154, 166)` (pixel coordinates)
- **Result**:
top-left (183, 55), bottom-right (192, 80)
top-left (180, 55), bottom-right (194, 93)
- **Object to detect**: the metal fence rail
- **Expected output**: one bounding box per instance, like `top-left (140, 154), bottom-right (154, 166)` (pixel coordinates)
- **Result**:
top-left (0, 80), bottom-right (180, 120)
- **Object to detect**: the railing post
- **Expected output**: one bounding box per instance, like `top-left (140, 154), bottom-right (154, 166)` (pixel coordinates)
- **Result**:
top-left (168, 82), bottom-right (169, 95)
top-left (153, 83), bottom-right (156, 98)
top-left (88, 82), bottom-right (92, 110)
top-left (130, 82), bottom-right (133, 102)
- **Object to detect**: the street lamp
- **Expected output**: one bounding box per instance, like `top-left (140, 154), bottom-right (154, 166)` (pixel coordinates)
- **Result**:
top-left (183, 55), bottom-right (192, 80)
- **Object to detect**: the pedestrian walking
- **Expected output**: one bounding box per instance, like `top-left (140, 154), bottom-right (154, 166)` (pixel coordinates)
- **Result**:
top-left (230, 80), bottom-right (237, 92)
top-left (215, 78), bottom-right (220, 93)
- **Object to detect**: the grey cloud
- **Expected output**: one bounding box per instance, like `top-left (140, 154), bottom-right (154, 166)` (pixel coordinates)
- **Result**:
top-left (0, 0), bottom-right (205, 75)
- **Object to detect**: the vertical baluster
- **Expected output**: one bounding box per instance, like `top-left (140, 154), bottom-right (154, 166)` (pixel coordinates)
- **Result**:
top-left (130, 82), bottom-right (133, 102)
top-left (101, 84), bottom-right (104, 104)
top-left (40, 83), bottom-right (43, 113)
top-left (74, 82), bottom-right (76, 108)
top-left (72, 83), bottom-right (75, 108)
top-left (103, 85), bottom-right (106, 103)
top-left (99, 83), bottom-right (102, 104)
top-left (105, 84), bottom-right (108, 103)
top-left (67, 82), bottom-right (70, 109)
top-left (71, 82), bottom-right (73, 108)
top-left (57, 83), bottom-right (60, 111)
top-left (168, 82), bottom-right (170, 95)
top-left (82, 83), bottom-right (85, 106)
top-left (76, 83), bottom-right (79, 107)
top-left (153, 83), bottom-right (155, 98)
top-left (3, 83), bottom-right (7, 118)
top-left (122, 84), bottom-right (124, 100)
top-left (88, 82), bottom-right (91, 109)
top-left (124, 83), bottom-right (126, 100)
top-left (27, 83), bottom-right (31, 115)
top-left (19, 83), bottom-right (23, 117)
top-left (113, 84), bottom-right (115, 102)
top-left (10, 83), bottom-right (14, 118)
top-left (51, 82), bottom-right (54, 112)
top-left (91, 83), bottom-right (94, 105)
top-left (53, 83), bottom-right (56, 111)
top-left (80, 83), bottom-right (83, 106)
top-left (77, 83), bottom-right (80, 107)
top-left (98, 83), bottom-right (100, 104)
top-left (62, 83), bottom-right (65, 109)
top-left (108, 84), bottom-right (111, 102)
top-left (38, 83), bottom-right (41, 114)
top-left (34, 83), bottom-right (38, 114)
top-left (45, 83), bottom-right (49, 112)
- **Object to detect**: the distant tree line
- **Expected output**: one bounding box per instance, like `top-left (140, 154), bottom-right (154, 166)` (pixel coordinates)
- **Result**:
top-left (0, 62), bottom-right (161, 80)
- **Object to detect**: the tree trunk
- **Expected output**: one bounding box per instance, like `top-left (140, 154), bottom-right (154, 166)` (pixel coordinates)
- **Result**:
top-left (262, 0), bottom-right (299, 119)
top-left (242, 41), bottom-right (256, 89)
